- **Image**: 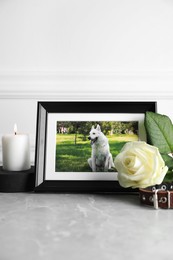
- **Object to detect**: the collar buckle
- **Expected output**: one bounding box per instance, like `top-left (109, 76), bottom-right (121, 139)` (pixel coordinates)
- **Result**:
top-left (153, 189), bottom-right (171, 209)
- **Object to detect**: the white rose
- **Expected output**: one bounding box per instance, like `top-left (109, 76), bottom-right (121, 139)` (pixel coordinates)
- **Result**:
top-left (114, 141), bottom-right (168, 189)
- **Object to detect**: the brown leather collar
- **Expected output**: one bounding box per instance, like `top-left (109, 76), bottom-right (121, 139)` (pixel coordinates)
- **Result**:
top-left (139, 183), bottom-right (173, 209)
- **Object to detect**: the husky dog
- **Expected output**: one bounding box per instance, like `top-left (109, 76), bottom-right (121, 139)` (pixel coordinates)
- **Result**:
top-left (88, 125), bottom-right (115, 172)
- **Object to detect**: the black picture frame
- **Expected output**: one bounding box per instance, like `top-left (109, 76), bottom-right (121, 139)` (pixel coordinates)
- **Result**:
top-left (34, 101), bottom-right (156, 192)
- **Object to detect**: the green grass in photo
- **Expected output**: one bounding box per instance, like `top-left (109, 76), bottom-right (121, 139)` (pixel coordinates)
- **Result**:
top-left (55, 134), bottom-right (138, 172)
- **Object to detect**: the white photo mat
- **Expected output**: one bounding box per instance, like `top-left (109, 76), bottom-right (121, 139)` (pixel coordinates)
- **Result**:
top-left (45, 113), bottom-right (145, 181)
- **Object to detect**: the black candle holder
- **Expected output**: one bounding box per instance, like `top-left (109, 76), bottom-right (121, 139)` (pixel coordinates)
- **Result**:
top-left (0, 166), bottom-right (35, 192)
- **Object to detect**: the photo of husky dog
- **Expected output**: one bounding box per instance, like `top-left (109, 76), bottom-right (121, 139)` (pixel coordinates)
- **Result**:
top-left (88, 125), bottom-right (115, 172)
top-left (56, 120), bottom-right (138, 172)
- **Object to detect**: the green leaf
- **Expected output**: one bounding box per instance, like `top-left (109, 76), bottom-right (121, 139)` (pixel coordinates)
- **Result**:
top-left (163, 171), bottom-right (173, 183)
top-left (145, 112), bottom-right (173, 154)
top-left (161, 154), bottom-right (173, 169)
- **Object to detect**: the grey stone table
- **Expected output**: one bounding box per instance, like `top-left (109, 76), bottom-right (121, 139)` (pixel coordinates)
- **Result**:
top-left (0, 192), bottom-right (173, 260)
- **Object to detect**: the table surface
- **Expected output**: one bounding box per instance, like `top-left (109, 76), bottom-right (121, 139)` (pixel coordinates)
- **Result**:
top-left (0, 192), bottom-right (172, 260)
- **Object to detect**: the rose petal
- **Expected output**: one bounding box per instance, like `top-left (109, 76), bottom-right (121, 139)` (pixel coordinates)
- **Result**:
top-left (114, 141), bottom-right (168, 189)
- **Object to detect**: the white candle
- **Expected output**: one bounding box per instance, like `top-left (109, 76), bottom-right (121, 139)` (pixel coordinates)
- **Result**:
top-left (2, 124), bottom-right (31, 171)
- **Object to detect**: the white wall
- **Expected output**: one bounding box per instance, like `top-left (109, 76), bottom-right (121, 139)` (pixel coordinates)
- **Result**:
top-left (0, 0), bottom-right (173, 164)
top-left (1, 0), bottom-right (173, 70)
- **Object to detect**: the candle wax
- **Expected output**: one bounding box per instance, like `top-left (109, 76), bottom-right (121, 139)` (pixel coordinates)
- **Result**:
top-left (2, 133), bottom-right (30, 171)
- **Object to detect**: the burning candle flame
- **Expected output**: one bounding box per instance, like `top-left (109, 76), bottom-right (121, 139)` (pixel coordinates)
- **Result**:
top-left (14, 124), bottom-right (17, 135)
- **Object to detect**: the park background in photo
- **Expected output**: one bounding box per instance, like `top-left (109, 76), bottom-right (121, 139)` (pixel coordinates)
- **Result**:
top-left (55, 121), bottom-right (139, 172)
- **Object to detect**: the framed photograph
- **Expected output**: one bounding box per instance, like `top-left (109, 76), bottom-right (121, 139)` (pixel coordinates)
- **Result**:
top-left (34, 101), bottom-right (156, 192)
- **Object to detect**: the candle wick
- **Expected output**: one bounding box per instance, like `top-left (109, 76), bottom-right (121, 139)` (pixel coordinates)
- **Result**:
top-left (15, 132), bottom-right (17, 135)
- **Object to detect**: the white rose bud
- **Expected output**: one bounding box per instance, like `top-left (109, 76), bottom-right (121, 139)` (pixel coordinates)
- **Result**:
top-left (114, 141), bottom-right (168, 189)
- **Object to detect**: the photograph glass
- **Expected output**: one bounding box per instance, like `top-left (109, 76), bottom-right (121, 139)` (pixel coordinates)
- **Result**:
top-left (56, 120), bottom-right (139, 173)
top-left (45, 112), bottom-right (145, 181)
